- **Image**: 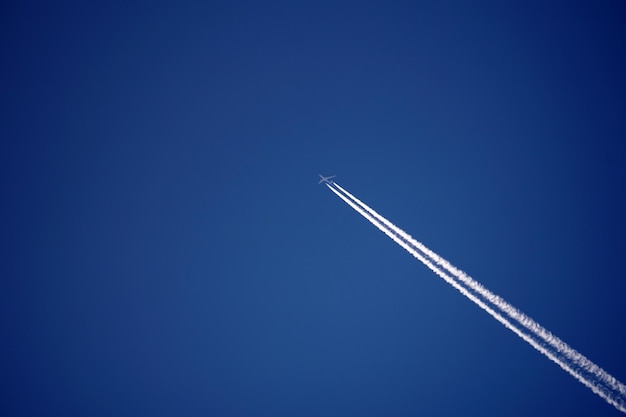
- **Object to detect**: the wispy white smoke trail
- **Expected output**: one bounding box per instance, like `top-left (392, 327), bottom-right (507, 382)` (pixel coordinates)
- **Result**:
top-left (332, 182), bottom-right (626, 400)
top-left (326, 182), bottom-right (626, 414)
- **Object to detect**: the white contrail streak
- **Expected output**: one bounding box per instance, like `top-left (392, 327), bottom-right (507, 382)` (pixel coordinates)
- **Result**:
top-left (326, 182), bottom-right (626, 414)
top-left (332, 182), bottom-right (626, 399)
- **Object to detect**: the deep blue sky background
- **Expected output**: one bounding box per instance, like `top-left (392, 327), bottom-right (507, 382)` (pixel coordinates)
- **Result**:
top-left (2, 1), bottom-right (626, 416)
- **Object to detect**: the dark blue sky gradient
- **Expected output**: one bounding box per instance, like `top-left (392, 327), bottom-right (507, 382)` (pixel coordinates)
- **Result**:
top-left (2, 1), bottom-right (626, 416)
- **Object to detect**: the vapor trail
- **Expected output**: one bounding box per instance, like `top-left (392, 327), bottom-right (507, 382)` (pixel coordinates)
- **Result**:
top-left (332, 182), bottom-right (626, 399)
top-left (326, 182), bottom-right (626, 414)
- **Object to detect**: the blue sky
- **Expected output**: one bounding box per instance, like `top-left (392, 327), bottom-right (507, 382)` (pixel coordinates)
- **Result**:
top-left (2, 1), bottom-right (626, 416)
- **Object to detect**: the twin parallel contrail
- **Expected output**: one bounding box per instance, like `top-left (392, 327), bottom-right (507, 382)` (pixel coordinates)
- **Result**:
top-left (324, 180), bottom-right (626, 414)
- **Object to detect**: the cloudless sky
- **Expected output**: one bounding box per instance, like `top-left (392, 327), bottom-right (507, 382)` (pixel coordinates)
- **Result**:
top-left (2, 1), bottom-right (626, 416)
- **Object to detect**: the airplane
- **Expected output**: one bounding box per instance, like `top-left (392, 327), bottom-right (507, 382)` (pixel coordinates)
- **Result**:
top-left (318, 174), bottom-right (336, 184)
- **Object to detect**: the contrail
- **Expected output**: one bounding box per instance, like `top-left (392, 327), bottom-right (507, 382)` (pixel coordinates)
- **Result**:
top-left (332, 182), bottom-right (626, 399)
top-left (326, 182), bottom-right (626, 414)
